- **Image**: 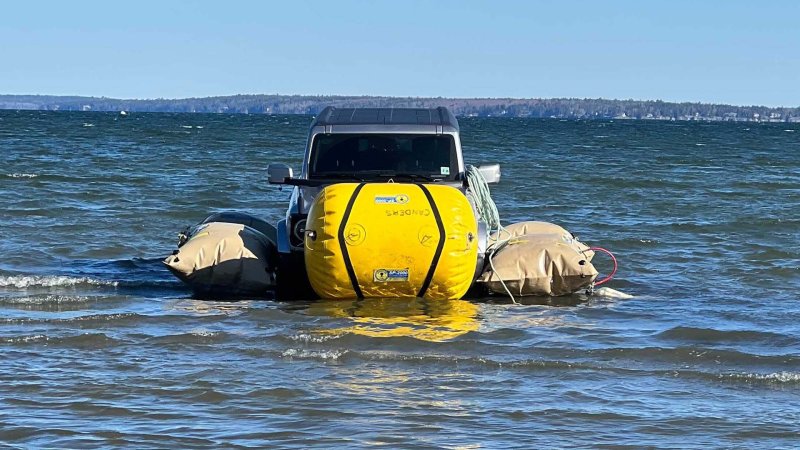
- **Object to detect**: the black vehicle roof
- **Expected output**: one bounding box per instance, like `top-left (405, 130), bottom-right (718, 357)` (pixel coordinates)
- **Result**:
top-left (311, 107), bottom-right (459, 130)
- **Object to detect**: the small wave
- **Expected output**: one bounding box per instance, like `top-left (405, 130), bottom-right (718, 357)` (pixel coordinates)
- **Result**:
top-left (189, 329), bottom-right (222, 337)
top-left (0, 334), bottom-right (48, 344)
top-left (4, 173), bottom-right (39, 178)
top-left (0, 332), bottom-right (119, 347)
top-left (785, 129), bottom-right (795, 132)
top-left (715, 371), bottom-right (800, 385)
top-left (82, 123), bottom-right (95, 127)
top-left (0, 294), bottom-right (91, 305)
top-left (64, 312), bottom-right (140, 323)
top-left (146, 330), bottom-right (230, 345)
top-left (587, 346), bottom-right (797, 368)
top-left (644, 368), bottom-right (800, 386)
top-left (357, 351), bottom-right (555, 368)
top-left (289, 332), bottom-right (340, 343)
top-left (656, 326), bottom-right (796, 345)
top-left (0, 312), bottom-right (135, 324)
top-left (282, 348), bottom-right (347, 360)
top-left (0, 275), bottom-right (118, 289)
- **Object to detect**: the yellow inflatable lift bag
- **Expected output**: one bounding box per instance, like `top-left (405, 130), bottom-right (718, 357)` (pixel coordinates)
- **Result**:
top-left (304, 183), bottom-right (478, 300)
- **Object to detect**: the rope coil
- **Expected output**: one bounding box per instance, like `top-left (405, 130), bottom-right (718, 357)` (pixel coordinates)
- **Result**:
top-left (465, 165), bottom-right (502, 233)
top-left (466, 165), bottom-right (517, 303)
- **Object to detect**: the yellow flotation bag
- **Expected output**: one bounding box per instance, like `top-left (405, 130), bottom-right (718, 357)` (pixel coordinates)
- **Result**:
top-left (304, 183), bottom-right (478, 300)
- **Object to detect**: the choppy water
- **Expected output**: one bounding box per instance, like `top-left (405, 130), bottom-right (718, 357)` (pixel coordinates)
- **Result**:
top-left (1, 110), bottom-right (799, 448)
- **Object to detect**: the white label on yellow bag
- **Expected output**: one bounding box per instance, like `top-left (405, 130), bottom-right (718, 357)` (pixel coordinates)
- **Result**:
top-left (374, 268), bottom-right (409, 282)
top-left (374, 194), bottom-right (409, 204)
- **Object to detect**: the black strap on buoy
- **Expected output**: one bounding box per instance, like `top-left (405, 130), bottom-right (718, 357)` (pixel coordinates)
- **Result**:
top-left (416, 183), bottom-right (445, 299)
top-left (338, 183), bottom-right (366, 299)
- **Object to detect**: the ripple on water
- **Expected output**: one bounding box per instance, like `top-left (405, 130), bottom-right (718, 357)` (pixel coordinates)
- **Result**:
top-left (0, 332), bottom-right (121, 348)
top-left (3, 173), bottom-right (39, 178)
top-left (656, 326), bottom-right (800, 347)
top-left (0, 274), bottom-right (118, 289)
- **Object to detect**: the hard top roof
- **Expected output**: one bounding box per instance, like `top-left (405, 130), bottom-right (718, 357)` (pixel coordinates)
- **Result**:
top-left (311, 107), bottom-right (459, 130)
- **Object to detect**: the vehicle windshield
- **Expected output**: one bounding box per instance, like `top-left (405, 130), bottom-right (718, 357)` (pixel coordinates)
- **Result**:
top-left (309, 134), bottom-right (457, 181)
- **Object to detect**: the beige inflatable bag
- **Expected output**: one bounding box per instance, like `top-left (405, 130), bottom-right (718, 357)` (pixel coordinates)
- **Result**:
top-left (163, 222), bottom-right (276, 295)
top-left (480, 221), bottom-right (598, 296)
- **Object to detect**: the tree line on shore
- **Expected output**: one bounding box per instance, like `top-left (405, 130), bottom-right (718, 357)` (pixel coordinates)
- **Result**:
top-left (1, 94), bottom-right (798, 121)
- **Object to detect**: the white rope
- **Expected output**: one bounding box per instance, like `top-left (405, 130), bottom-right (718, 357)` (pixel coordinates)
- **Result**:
top-left (465, 165), bottom-right (501, 233)
top-left (465, 165), bottom-right (517, 304)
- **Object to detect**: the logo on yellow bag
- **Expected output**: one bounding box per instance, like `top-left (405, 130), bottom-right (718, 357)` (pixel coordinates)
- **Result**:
top-left (374, 194), bottom-right (409, 204)
top-left (373, 268), bottom-right (409, 282)
top-left (344, 224), bottom-right (366, 245)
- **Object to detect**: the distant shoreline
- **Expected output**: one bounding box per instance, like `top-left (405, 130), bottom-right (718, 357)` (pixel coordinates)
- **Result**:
top-left (1, 94), bottom-right (799, 122)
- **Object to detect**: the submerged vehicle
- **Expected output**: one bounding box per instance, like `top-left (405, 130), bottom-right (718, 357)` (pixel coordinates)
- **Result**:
top-left (164, 107), bottom-right (613, 301)
top-left (268, 107), bottom-right (499, 300)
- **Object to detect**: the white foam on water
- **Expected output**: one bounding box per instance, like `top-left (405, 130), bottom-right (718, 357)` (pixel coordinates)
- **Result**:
top-left (189, 329), bottom-right (222, 337)
top-left (723, 371), bottom-right (800, 383)
top-left (290, 332), bottom-right (339, 344)
top-left (4, 173), bottom-right (39, 178)
top-left (0, 275), bottom-right (118, 288)
top-left (83, 123), bottom-right (95, 127)
top-left (785, 129), bottom-right (795, 132)
top-left (282, 348), bottom-right (346, 360)
top-left (1, 334), bottom-right (48, 344)
top-left (592, 287), bottom-right (634, 299)
top-left (0, 295), bottom-right (91, 304)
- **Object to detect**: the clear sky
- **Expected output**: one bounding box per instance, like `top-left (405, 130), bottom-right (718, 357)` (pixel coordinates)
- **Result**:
top-left (2, 1), bottom-right (798, 106)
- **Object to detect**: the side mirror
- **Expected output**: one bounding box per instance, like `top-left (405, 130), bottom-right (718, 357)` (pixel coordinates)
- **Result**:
top-left (477, 164), bottom-right (501, 184)
top-left (267, 163), bottom-right (293, 184)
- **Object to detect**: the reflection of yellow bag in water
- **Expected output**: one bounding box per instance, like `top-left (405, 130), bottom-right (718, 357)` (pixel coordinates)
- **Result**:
top-left (305, 297), bottom-right (479, 341)
top-left (304, 183), bottom-right (478, 300)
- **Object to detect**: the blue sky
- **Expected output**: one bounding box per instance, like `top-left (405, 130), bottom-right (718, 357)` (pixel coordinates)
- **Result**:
top-left (2, 1), bottom-right (798, 106)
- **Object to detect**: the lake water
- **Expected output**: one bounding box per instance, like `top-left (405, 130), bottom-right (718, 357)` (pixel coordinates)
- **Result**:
top-left (1, 110), bottom-right (799, 448)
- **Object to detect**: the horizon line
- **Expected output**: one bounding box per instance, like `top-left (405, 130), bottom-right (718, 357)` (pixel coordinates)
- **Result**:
top-left (2, 93), bottom-right (798, 109)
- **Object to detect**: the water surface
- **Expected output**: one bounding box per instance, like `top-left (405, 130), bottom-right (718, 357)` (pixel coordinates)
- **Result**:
top-left (1, 111), bottom-right (799, 448)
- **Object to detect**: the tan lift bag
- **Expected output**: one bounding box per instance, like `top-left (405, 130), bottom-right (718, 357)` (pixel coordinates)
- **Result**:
top-left (479, 221), bottom-right (598, 296)
top-left (163, 222), bottom-right (276, 295)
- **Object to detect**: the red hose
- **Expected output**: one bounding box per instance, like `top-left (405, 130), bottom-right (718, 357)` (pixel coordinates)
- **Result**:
top-left (587, 247), bottom-right (617, 286)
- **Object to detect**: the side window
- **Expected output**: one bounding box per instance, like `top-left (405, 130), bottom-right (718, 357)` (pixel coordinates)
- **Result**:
top-left (411, 136), bottom-right (456, 179)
